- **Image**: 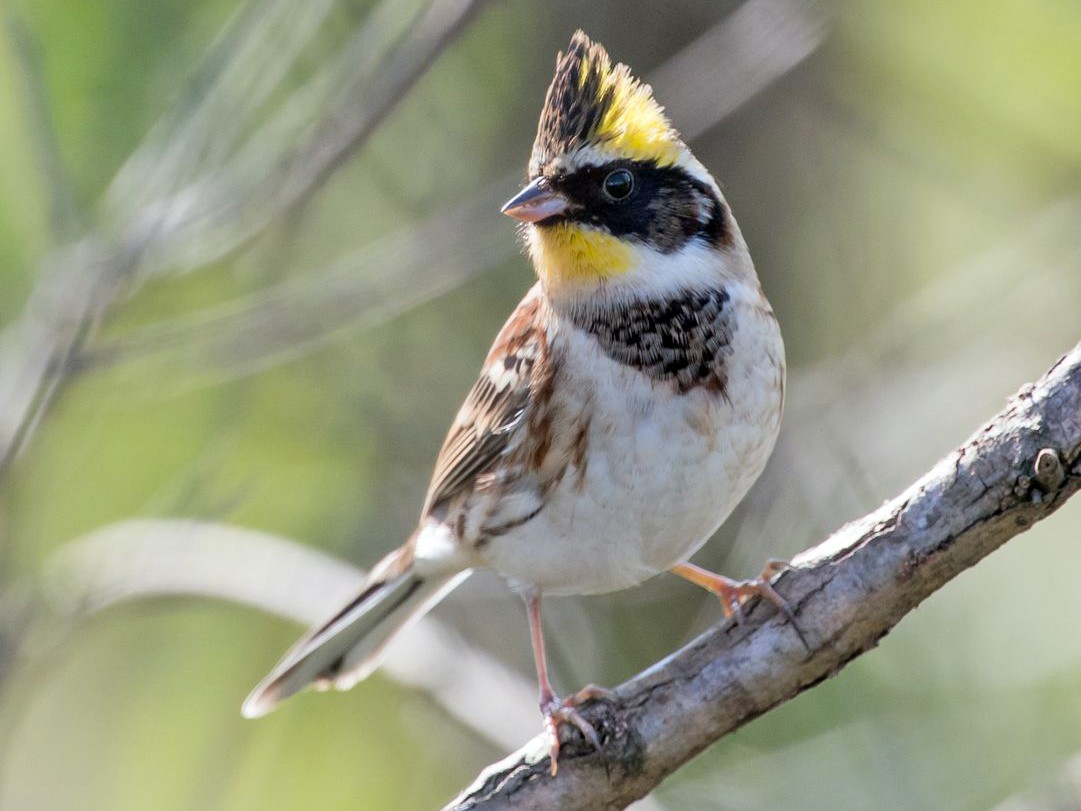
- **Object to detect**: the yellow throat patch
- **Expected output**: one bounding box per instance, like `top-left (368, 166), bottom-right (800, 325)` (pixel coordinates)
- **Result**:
top-left (530, 222), bottom-right (634, 288)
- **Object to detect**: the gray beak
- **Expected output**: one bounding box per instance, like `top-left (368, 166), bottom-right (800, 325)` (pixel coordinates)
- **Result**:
top-left (500, 177), bottom-right (570, 223)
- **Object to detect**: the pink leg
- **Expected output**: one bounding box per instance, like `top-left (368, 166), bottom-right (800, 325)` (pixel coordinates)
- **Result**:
top-left (525, 590), bottom-right (605, 776)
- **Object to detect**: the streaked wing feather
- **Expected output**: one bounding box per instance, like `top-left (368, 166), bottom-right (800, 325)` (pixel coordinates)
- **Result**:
top-left (422, 291), bottom-right (546, 515)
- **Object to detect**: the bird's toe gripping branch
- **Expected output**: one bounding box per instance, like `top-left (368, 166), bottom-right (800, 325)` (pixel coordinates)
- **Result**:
top-left (672, 559), bottom-right (809, 649)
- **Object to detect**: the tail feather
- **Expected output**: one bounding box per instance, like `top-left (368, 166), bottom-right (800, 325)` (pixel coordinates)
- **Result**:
top-left (242, 558), bottom-right (468, 719)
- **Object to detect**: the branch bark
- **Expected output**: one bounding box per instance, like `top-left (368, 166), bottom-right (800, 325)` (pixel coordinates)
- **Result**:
top-left (443, 340), bottom-right (1081, 811)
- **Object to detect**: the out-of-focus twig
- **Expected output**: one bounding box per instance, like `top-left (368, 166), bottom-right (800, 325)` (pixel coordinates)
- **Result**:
top-left (42, 519), bottom-right (538, 751)
top-left (84, 182), bottom-right (513, 389)
top-left (106, 0), bottom-right (347, 216)
top-left (115, 0), bottom-right (487, 276)
top-left (0, 0), bottom-right (486, 483)
top-left (649, 0), bottom-right (828, 136)
top-left (4, 11), bottom-right (82, 243)
top-left (442, 341), bottom-right (1081, 809)
top-left (990, 753), bottom-right (1081, 811)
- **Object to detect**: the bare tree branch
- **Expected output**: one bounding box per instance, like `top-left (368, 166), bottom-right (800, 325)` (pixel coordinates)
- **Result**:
top-left (442, 340), bottom-right (1081, 810)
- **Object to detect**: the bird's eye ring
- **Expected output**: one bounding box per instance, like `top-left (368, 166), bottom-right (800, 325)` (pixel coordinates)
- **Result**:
top-left (602, 168), bottom-right (635, 200)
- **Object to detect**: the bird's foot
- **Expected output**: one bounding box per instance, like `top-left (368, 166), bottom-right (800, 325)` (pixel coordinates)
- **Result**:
top-left (540, 684), bottom-right (611, 776)
top-left (713, 561), bottom-right (784, 619)
top-left (673, 559), bottom-right (808, 649)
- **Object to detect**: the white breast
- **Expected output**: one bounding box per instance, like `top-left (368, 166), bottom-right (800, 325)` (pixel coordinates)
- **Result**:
top-left (480, 280), bottom-right (785, 595)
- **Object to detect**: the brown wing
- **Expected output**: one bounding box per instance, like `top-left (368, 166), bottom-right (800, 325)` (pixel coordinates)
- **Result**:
top-left (422, 289), bottom-right (550, 516)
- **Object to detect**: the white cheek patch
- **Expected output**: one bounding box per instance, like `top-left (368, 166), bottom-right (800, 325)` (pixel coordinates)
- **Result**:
top-left (596, 242), bottom-right (749, 301)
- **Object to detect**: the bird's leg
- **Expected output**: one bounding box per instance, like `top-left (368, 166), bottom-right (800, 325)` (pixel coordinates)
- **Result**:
top-left (525, 590), bottom-right (605, 776)
top-left (671, 560), bottom-right (807, 647)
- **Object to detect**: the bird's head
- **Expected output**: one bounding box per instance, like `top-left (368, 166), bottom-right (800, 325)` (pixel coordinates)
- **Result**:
top-left (502, 31), bottom-right (742, 301)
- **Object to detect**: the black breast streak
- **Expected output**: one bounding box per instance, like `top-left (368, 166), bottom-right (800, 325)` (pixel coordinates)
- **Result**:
top-left (578, 288), bottom-right (736, 396)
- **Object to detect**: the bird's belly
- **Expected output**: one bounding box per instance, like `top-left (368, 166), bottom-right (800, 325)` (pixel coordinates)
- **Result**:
top-left (511, 410), bottom-right (737, 594)
top-left (480, 309), bottom-right (783, 595)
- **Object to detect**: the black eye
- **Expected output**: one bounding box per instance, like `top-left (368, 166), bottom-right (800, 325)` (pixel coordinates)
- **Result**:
top-left (602, 168), bottom-right (635, 200)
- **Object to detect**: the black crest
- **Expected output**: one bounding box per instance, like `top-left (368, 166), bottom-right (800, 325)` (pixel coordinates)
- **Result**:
top-left (529, 32), bottom-right (620, 177)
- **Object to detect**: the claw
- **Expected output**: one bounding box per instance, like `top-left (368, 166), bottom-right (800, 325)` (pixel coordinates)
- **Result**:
top-left (752, 575), bottom-right (809, 650)
top-left (671, 560), bottom-right (810, 650)
top-left (542, 692), bottom-right (605, 775)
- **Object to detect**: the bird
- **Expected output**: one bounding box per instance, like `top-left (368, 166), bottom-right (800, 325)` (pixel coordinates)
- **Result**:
top-left (243, 30), bottom-right (791, 775)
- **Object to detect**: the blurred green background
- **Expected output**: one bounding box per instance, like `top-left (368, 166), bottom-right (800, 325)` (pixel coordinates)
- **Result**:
top-left (1, 0), bottom-right (1080, 809)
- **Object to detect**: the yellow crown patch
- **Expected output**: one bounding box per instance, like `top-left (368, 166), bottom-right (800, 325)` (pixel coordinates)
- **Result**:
top-left (529, 31), bottom-right (683, 175)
